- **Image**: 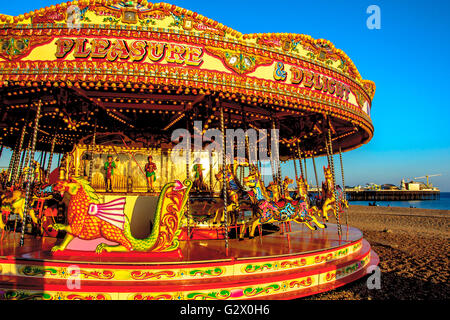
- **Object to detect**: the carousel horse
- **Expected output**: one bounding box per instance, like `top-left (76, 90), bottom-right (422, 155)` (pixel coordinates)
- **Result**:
top-left (0, 188), bottom-right (43, 232)
top-left (212, 164), bottom-right (245, 226)
top-left (192, 162), bottom-right (208, 193)
top-left (336, 185), bottom-right (349, 213)
top-left (50, 177), bottom-right (192, 253)
top-left (295, 175), bottom-right (325, 224)
top-left (282, 176), bottom-right (294, 200)
top-left (316, 165), bottom-right (348, 221)
top-left (295, 175), bottom-right (309, 203)
top-left (266, 180), bottom-right (282, 202)
top-left (240, 165), bottom-right (324, 239)
top-left (17, 161), bottom-right (46, 187)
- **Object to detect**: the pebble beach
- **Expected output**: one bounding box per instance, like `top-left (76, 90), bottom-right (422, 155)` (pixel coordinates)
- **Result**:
top-left (308, 205), bottom-right (449, 300)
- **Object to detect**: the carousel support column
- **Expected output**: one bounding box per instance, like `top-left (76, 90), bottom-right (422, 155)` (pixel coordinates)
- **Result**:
top-left (209, 150), bottom-right (213, 193)
top-left (293, 157), bottom-right (298, 180)
top-left (42, 151), bottom-right (48, 169)
top-left (38, 150), bottom-right (44, 167)
top-left (269, 141), bottom-right (275, 182)
top-left (166, 150), bottom-right (169, 187)
top-left (324, 133), bottom-right (332, 169)
top-left (20, 137), bottom-right (33, 184)
top-left (312, 154), bottom-right (321, 200)
top-left (37, 151), bottom-right (43, 170)
top-left (293, 157), bottom-right (300, 203)
top-left (45, 134), bottom-right (57, 183)
top-left (88, 119), bottom-right (97, 184)
top-left (339, 147), bottom-right (349, 235)
top-left (312, 153), bottom-right (324, 224)
top-left (6, 146), bottom-right (16, 183)
top-left (240, 161), bottom-right (244, 185)
top-left (186, 117), bottom-right (191, 241)
top-left (11, 123), bottom-right (28, 186)
top-left (272, 119), bottom-right (282, 193)
top-left (219, 100), bottom-right (229, 255)
top-left (303, 157), bottom-right (308, 184)
top-left (327, 126), bottom-right (342, 238)
top-left (20, 100), bottom-right (42, 247)
top-left (160, 150), bottom-right (164, 190)
top-left (16, 148), bottom-right (27, 184)
top-left (242, 106), bottom-right (248, 183)
top-left (296, 143), bottom-right (305, 180)
top-left (18, 138), bottom-right (31, 175)
top-left (6, 138), bottom-right (21, 184)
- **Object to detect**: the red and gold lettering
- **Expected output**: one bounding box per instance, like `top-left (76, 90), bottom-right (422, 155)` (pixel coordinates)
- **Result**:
top-left (185, 46), bottom-right (203, 66)
top-left (313, 73), bottom-right (323, 90)
top-left (303, 70), bottom-right (314, 88)
top-left (73, 38), bottom-right (91, 58)
top-left (148, 42), bottom-right (166, 62)
top-left (55, 38), bottom-right (75, 58)
top-left (129, 40), bottom-right (148, 62)
top-left (328, 79), bottom-right (336, 94)
top-left (106, 39), bottom-right (129, 62)
top-left (290, 66), bottom-right (303, 84)
top-left (322, 77), bottom-right (328, 93)
top-left (90, 39), bottom-right (110, 59)
top-left (344, 86), bottom-right (350, 100)
top-left (335, 82), bottom-right (343, 98)
top-left (165, 43), bottom-right (186, 64)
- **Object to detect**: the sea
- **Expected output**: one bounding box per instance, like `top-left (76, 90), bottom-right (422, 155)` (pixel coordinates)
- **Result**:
top-left (348, 192), bottom-right (450, 210)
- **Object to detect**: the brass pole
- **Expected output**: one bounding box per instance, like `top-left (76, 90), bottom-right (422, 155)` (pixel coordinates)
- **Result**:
top-left (303, 157), bottom-right (308, 184)
top-left (11, 123), bottom-right (28, 185)
top-left (327, 125), bottom-right (342, 237)
top-left (339, 147), bottom-right (349, 229)
top-left (312, 154), bottom-right (321, 199)
top-left (20, 100), bottom-right (42, 246)
top-left (45, 134), bottom-right (57, 182)
top-left (186, 116), bottom-right (191, 240)
top-left (293, 157), bottom-right (298, 180)
top-left (272, 119), bottom-right (282, 193)
top-left (296, 143), bottom-right (304, 180)
top-left (88, 119), bottom-right (97, 183)
top-left (220, 100), bottom-right (228, 252)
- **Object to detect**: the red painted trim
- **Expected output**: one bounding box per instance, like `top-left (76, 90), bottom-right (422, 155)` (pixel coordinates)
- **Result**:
top-left (51, 248), bottom-right (183, 258)
top-left (0, 238), bottom-right (362, 271)
top-left (0, 240), bottom-right (373, 294)
top-left (250, 249), bottom-right (379, 300)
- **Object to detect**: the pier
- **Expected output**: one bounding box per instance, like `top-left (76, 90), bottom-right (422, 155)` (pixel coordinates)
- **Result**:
top-left (346, 190), bottom-right (440, 201)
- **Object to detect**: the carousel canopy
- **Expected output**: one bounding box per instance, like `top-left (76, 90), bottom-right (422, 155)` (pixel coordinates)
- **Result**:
top-left (0, 0), bottom-right (375, 158)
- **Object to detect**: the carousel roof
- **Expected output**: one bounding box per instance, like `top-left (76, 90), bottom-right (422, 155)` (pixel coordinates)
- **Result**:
top-left (0, 0), bottom-right (376, 159)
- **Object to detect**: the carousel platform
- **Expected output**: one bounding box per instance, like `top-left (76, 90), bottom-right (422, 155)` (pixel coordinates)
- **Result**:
top-left (0, 223), bottom-right (378, 300)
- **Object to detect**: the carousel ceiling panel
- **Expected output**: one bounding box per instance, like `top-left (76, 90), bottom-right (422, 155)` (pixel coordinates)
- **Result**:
top-left (0, 0), bottom-right (375, 158)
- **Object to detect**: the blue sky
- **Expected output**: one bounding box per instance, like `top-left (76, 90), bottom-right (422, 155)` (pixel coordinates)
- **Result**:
top-left (0, 0), bottom-right (449, 190)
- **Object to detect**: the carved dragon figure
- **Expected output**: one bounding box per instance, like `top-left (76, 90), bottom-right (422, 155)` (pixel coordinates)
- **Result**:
top-left (50, 177), bottom-right (192, 253)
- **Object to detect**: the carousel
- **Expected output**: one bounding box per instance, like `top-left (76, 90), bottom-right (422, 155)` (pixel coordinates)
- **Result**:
top-left (0, 0), bottom-right (378, 300)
